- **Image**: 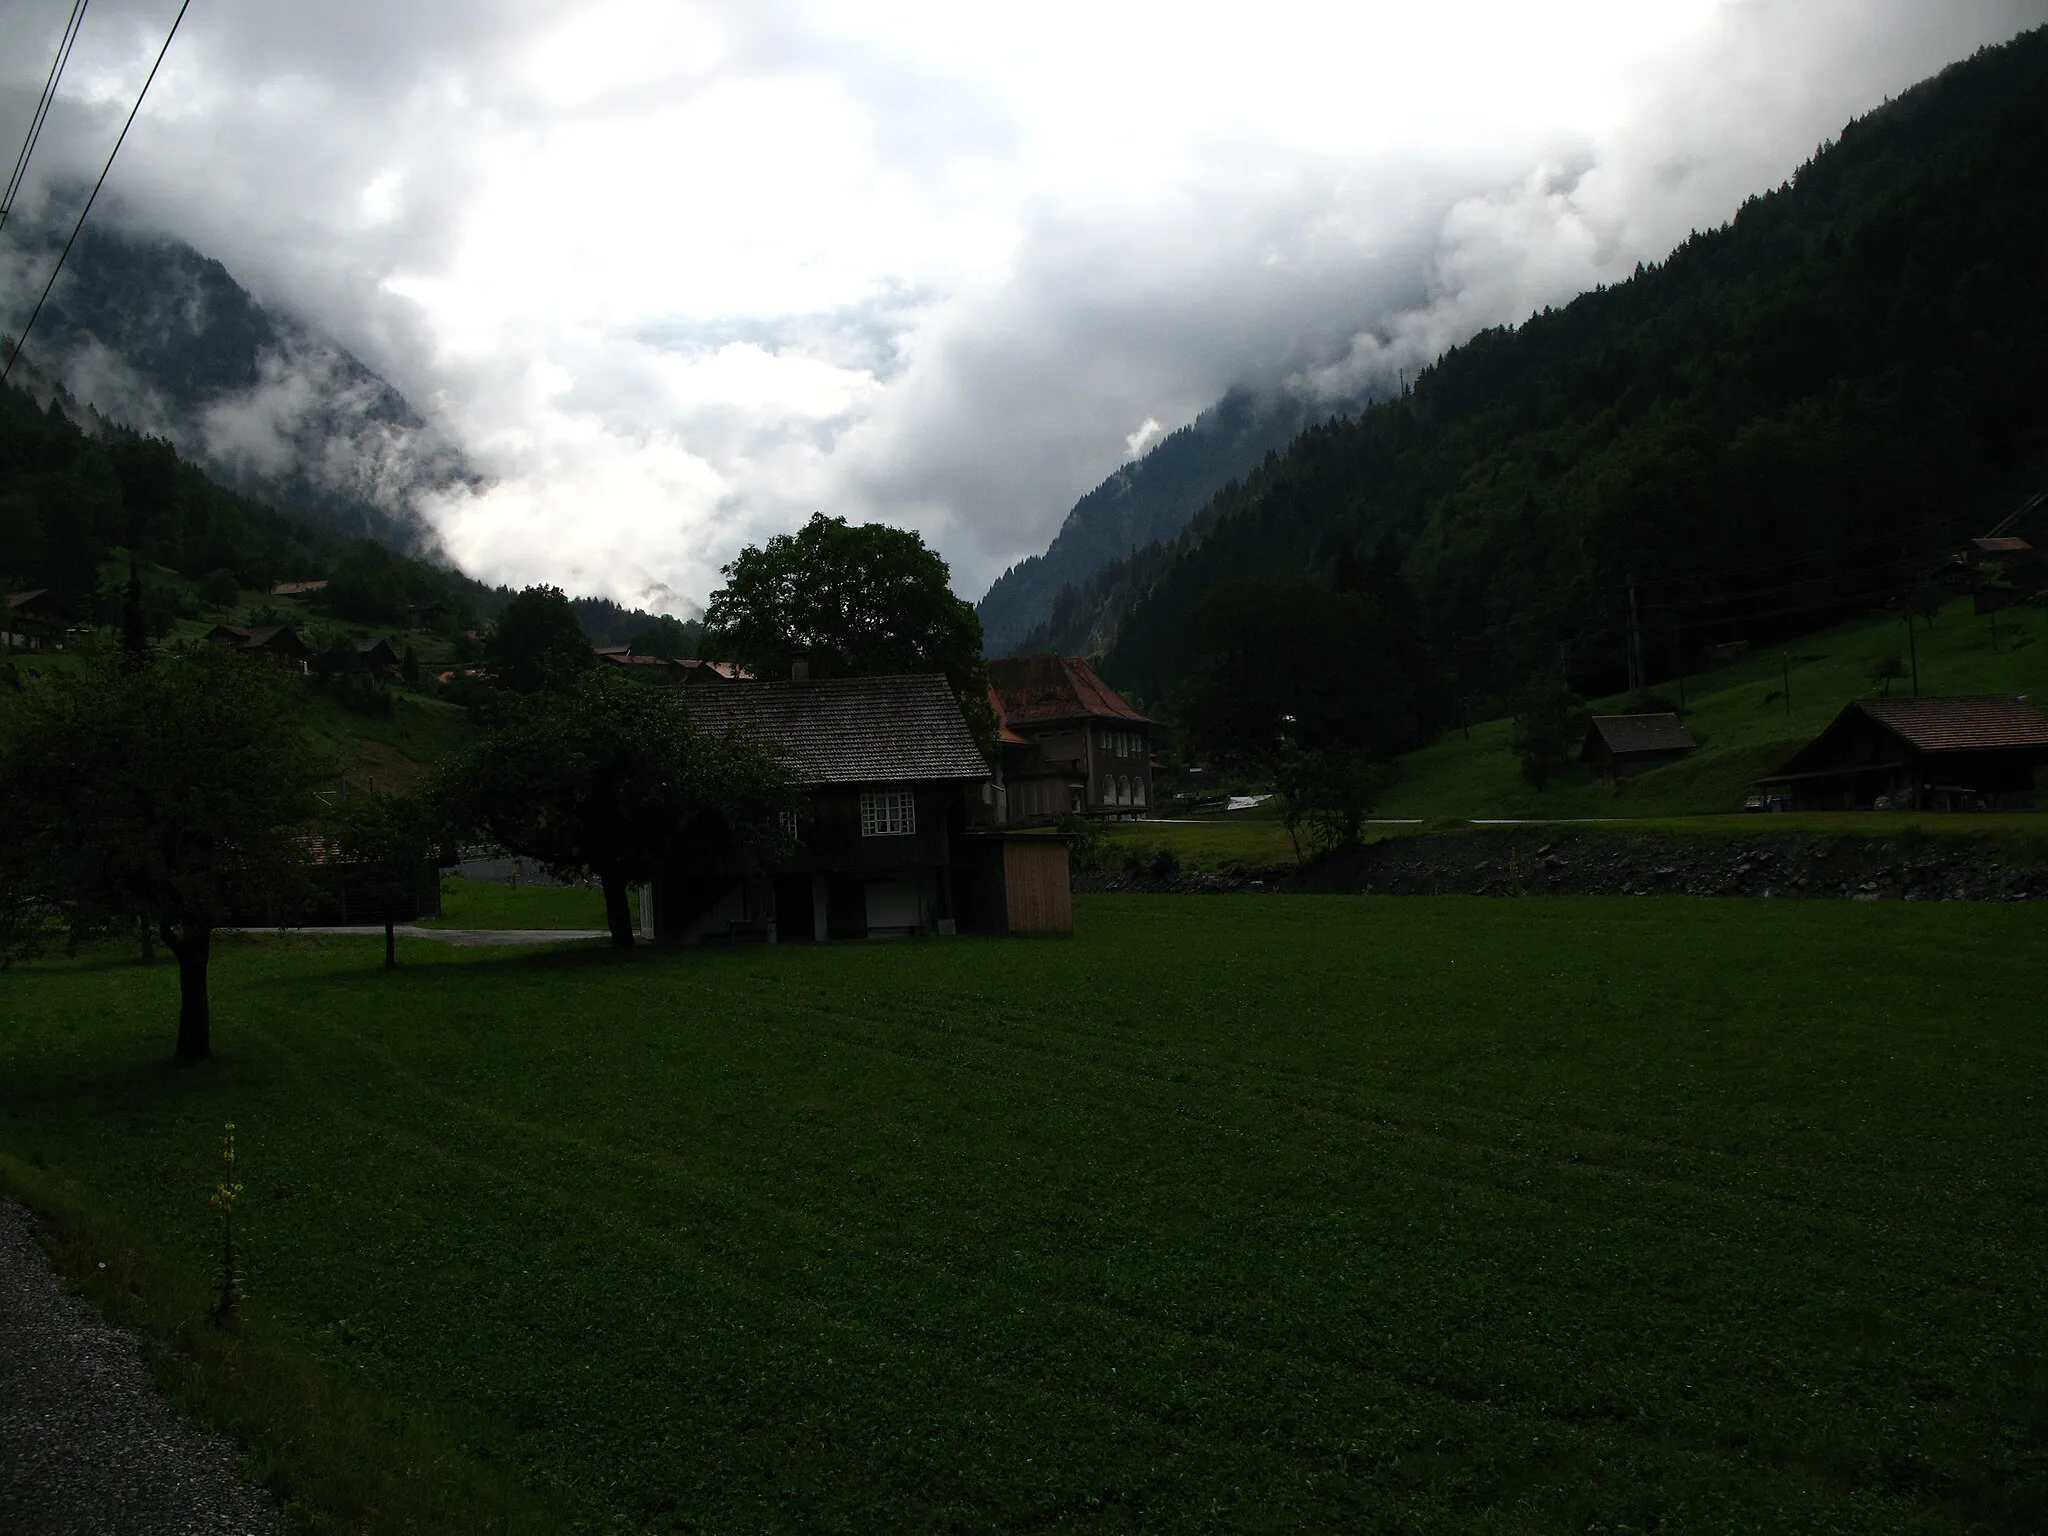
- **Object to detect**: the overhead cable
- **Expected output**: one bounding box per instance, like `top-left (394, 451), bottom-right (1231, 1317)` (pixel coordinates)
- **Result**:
top-left (0, 0), bottom-right (90, 238)
top-left (1, 0), bottom-right (191, 389)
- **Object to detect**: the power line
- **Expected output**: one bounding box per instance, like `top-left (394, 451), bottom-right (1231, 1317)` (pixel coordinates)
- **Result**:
top-left (0, 0), bottom-right (90, 238)
top-left (1, 0), bottom-right (191, 390)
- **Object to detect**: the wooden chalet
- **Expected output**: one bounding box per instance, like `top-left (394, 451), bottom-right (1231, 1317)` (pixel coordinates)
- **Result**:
top-left (3, 589), bottom-right (69, 651)
top-left (644, 672), bottom-right (1068, 943)
top-left (355, 636), bottom-right (401, 672)
top-left (1755, 694), bottom-right (2048, 811)
top-left (593, 646), bottom-right (747, 686)
top-left (1581, 712), bottom-right (1695, 779)
top-left (270, 579), bottom-right (329, 597)
top-left (987, 654), bottom-right (1155, 821)
top-left (205, 623), bottom-right (311, 668)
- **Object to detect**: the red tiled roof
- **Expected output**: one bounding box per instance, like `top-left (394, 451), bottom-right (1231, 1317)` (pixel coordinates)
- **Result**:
top-left (987, 654), bottom-right (1152, 727)
top-left (1971, 537), bottom-right (2031, 554)
top-left (1856, 694), bottom-right (2048, 752)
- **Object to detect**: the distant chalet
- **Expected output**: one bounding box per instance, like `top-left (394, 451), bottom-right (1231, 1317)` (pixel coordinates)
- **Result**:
top-left (1581, 713), bottom-right (1695, 779)
top-left (1757, 694), bottom-right (2048, 811)
top-left (988, 654), bottom-right (1154, 820)
top-left (270, 580), bottom-right (329, 597)
top-left (593, 646), bottom-right (748, 685)
top-left (648, 671), bottom-right (1068, 944)
top-left (205, 623), bottom-right (310, 668)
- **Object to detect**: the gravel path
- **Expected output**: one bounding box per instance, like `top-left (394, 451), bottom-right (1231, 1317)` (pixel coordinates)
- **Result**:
top-left (0, 1202), bottom-right (282, 1536)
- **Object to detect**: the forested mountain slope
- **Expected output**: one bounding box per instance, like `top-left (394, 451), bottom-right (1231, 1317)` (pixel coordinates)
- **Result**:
top-left (1091, 27), bottom-right (2048, 710)
top-left (4, 221), bottom-right (468, 553)
top-left (976, 387), bottom-right (1351, 655)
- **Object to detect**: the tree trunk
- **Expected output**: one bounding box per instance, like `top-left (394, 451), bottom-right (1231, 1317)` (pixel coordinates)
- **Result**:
top-left (601, 873), bottom-right (635, 950)
top-left (161, 922), bottom-right (213, 1063)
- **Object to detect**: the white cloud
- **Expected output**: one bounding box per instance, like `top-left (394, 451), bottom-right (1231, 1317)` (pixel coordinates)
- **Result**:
top-left (2, 0), bottom-right (2042, 611)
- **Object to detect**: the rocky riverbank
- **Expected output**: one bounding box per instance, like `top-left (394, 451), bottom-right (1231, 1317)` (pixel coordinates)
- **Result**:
top-left (1077, 825), bottom-right (2048, 901)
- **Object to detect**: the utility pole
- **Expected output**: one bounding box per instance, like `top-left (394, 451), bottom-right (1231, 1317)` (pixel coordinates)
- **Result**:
top-left (1626, 575), bottom-right (1645, 698)
top-left (1781, 651), bottom-right (1792, 717)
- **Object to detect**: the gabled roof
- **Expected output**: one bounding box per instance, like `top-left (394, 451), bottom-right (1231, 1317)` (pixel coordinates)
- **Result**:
top-left (1761, 694), bottom-right (2048, 783)
top-left (682, 674), bottom-right (988, 785)
top-left (988, 654), bottom-right (1151, 728)
top-left (271, 580), bottom-right (329, 596)
top-left (206, 623), bottom-right (308, 654)
top-left (1971, 537), bottom-right (2031, 554)
top-left (1584, 712), bottom-right (1694, 756)
top-left (1853, 694), bottom-right (2048, 752)
top-left (7, 589), bottom-right (51, 610)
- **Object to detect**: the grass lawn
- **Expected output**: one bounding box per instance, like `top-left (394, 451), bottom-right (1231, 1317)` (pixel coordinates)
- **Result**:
top-left (1096, 809), bottom-right (1304, 869)
top-left (419, 876), bottom-right (619, 931)
top-left (1378, 598), bottom-right (2048, 819)
top-left (4, 897), bottom-right (2046, 1531)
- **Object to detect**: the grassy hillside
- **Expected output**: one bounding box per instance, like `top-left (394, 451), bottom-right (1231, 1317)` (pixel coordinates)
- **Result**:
top-left (1377, 596), bottom-right (2048, 818)
top-left (6, 898), bottom-right (2046, 1532)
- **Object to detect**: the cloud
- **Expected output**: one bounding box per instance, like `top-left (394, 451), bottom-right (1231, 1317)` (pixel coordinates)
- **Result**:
top-left (2, 0), bottom-right (2042, 610)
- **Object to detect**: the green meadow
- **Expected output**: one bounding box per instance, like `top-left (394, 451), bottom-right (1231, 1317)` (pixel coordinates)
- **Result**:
top-left (1376, 597), bottom-right (2048, 820)
top-left (5, 895), bottom-right (2045, 1532)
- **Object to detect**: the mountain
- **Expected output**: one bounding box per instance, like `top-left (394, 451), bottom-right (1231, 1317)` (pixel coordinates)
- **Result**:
top-left (3, 219), bottom-right (469, 554)
top-left (975, 387), bottom-right (1356, 655)
top-left (1085, 27), bottom-right (2048, 713)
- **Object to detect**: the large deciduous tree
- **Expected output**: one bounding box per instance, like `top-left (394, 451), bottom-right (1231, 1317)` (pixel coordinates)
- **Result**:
top-left (435, 668), bottom-right (794, 949)
top-left (0, 648), bottom-right (322, 1061)
top-left (702, 513), bottom-right (996, 752)
top-left (484, 585), bottom-right (594, 695)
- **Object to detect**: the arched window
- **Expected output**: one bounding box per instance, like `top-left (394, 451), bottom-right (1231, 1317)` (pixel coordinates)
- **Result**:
top-left (1117, 775), bottom-right (1130, 805)
top-left (1133, 777), bottom-right (1146, 807)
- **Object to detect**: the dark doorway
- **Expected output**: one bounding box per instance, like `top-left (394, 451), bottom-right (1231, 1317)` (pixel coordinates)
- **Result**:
top-left (773, 874), bottom-right (816, 942)
top-left (825, 875), bottom-right (867, 940)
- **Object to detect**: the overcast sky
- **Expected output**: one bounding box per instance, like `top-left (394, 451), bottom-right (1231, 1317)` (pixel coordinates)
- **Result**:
top-left (2, 0), bottom-right (2043, 612)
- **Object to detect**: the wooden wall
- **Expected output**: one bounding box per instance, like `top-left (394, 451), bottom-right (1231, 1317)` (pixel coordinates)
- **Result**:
top-left (1002, 838), bottom-right (1073, 934)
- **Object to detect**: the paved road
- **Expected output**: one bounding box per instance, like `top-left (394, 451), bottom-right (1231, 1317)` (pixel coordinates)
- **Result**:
top-left (0, 1203), bottom-right (282, 1535)
top-left (251, 925), bottom-right (608, 946)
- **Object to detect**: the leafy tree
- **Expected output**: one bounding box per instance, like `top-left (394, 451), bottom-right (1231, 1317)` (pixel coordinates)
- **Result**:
top-left (0, 648), bottom-right (322, 1060)
top-left (198, 568), bottom-right (241, 611)
top-left (330, 787), bottom-right (439, 971)
top-left (1510, 680), bottom-right (1591, 789)
top-left (1274, 743), bottom-right (1392, 860)
top-left (703, 513), bottom-right (995, 751)
top-left (436, 668), bottom-right (795, 948)
top-left (1866, 652), bottom-right (1907, 697)
top-left (626, 613), bottom-right (700, 660)
top-left (483, 585), bottom-right (593, 695)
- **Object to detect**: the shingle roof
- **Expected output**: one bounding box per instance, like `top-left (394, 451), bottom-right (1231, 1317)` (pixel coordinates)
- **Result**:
top-left (1586, 713), bottom-right (1695, 756)
top-left (1855, 694), bottom-right (2048, 752)
top-left (988, 654), bottom-right (1152, 727)
top-left (1971, 537), bottom-right (2031, 554)
top-left (681, 674), bottom-right (989, 785)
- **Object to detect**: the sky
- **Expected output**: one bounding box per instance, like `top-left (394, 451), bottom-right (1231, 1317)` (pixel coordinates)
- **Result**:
top-left (1, 0), bottom-right (2043, 614)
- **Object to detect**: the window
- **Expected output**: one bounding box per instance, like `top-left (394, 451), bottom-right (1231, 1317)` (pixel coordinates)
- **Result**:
top-left (860, 787), bottom-right (916, 837)
top-left (1133, 777), bottom-right (1146, 807)
top-left (778, 809), bottom-right (800, 843)
top-left (1117, 775), bottom-right (1130, 806)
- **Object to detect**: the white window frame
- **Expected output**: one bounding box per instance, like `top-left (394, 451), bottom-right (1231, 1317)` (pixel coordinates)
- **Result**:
top-left (860, 787), bottom-right (916, 838)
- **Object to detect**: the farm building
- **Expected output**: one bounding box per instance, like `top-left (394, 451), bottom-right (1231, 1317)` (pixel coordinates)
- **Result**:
top-left (3, 589), bottom-right (69, 651)
top-left (1581, 712), bottom-right (1695, 778)
top-left (988, 654), bottom-right (1155, 821)
top-left (205, 623), bottom-right (312, 668)
top-left (593, 647), bottom-right (748, 685)
top-left (1755, 694), bottom-right (2048, 811)
top-left (270, 579), bottom-right (329, 597)
top-left (642, 671), bottom-right (1070, 943)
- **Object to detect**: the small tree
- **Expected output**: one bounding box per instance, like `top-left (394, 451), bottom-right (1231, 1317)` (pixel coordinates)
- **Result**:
top-left (1275, 744), bottom-right (1391, 858)
top-left (1510, 680), bottom-right (1590, 790)
top-left (330, 787), bottom-right (439, 970)
top-left (1866, 652), bottom-right (1907, 697)
top-left (436, 668), bottom-right (794, 948)
top-left (0, 648), bottom-right (321, 1060)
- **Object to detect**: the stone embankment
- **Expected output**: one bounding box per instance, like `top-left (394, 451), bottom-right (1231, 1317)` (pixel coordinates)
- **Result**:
top-left (1077, 827), bottom-right (2048, 901)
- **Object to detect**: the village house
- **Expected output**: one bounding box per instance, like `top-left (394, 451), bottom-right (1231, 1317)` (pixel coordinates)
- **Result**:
top-left (1754, 694), bottom-right (2048, 811)
top-left (987, 654), bottom-right (1156, 821)
top-left (3, 590), bottom-right (69, 651)
top-left (592, 646), bottom-right (748, 686)
top-left (1581, 712), bottom-right (1695, 779)
top-left (269, 579), bottom-right (329, 598)
top-left (205, 623), bottom-right (312, 669)
top-left (642, 671), bottom-right (1069, 943)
